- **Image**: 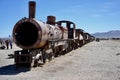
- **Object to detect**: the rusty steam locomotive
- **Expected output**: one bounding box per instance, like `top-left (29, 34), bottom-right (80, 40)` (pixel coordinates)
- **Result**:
top-left (12, 1), bottom-right (95, 68)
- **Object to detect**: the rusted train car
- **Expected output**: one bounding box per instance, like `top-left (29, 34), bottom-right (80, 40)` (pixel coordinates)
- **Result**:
top-left (12, 1), bottom-right (94, 68)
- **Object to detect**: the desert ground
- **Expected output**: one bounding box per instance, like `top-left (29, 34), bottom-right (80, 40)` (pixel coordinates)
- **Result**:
top-left (0, 40), bottom-right (120, 80)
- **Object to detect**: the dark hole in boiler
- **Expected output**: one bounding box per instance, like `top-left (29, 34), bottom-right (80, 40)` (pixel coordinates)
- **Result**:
top-left (15, 22), bottom-right (38, 47)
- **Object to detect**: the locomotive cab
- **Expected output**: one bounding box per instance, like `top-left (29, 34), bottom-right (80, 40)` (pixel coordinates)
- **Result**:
top-left (57, 20), bottom-right (76, 39)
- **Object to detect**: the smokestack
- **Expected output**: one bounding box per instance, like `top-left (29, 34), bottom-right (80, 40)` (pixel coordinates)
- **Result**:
top-left (29, 1), bottom-right (36, 18)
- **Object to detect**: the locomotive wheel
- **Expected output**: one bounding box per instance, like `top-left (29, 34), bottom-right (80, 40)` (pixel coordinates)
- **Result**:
top-left (54, 50), bottom-right (61, 57)
top-left (54, 52), bottom-right (59, 57)
top-left (33, 59), bottom-right (38, 67)
top-left (42, 50), bottom-right (47, 63)
top-left (52, 48), bottom-right (59, 57)
top-left (47, 52), bottom-right (54, 61)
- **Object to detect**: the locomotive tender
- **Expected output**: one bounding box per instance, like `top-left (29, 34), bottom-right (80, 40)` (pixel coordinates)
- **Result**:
top-left (12, 1), bottom-right (94, 68)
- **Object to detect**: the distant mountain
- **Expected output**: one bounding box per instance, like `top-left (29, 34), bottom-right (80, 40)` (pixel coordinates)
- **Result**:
top-left (92, 30), bottom-right (120, 38)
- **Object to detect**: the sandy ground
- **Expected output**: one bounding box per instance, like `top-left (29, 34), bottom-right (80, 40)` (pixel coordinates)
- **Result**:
top-left (0, 40), bottom-right (120, 80)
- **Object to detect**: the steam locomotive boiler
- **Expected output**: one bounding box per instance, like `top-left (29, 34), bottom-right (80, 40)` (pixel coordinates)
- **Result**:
top-left (12, 1), bottom-right (94, 68)
top-left (13, 16), bottom-right (65, 49)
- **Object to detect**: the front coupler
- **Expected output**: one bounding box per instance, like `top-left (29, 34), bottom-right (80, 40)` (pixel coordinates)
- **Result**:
top-left (14, 50), bottom-right (32, 68)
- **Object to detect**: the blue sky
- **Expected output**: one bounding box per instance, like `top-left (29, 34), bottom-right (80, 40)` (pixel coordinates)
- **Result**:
top-left (0, 0), bottom-right (120, 38)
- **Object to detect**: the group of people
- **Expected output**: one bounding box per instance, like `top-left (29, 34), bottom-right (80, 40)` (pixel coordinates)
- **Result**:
top-left (0, 39), bottom-right (13, 49)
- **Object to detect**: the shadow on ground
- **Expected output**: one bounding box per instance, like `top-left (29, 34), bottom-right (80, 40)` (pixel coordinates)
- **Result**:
top-left (0, 64), bottom-right (30, 75)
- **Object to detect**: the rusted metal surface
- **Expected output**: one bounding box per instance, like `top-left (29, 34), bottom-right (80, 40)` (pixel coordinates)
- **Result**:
top-left (29, 1), bottom-right (36, 18)
top-left (46, 16), bottom-right (56, 25)
top-left (57, 20), bottom-right (76, 39)
top-left (76, 29), bottom-right (84, 40)
top-left (58, 25), bottom-right (68, 39)
top-left (12, 18), bottom-right (64, 49)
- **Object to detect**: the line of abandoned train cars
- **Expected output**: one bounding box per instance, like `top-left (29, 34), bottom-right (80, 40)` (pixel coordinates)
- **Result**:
top-left (12, 1), bottom-right (95, 68)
